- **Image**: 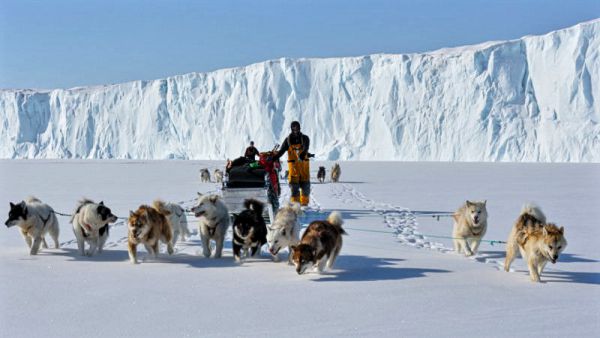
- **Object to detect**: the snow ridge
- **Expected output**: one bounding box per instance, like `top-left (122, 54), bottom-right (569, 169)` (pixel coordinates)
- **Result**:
top-left (0, 19), bottom-right (598, 161)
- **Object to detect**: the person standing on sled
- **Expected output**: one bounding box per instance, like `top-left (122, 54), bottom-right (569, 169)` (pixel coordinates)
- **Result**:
top-left (273, 121), bottom-right (311, 206)
top-left (244, 141), bottom-right (259, 162)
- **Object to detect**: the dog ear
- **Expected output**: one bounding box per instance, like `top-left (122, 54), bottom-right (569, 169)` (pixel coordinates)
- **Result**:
top-left (559, 226), bottom-right (564, 234)
top-left (281, 229), bottom-right (286, 236)
top-left (209, 195), bottom-right (219, 204)
top-left (19, 201), bottom-right (27, 217)
top-left (483, 200), bottom-right (487, 206)
top-left (197, 192), bottom-right (203, 197)
top-left (10, 202), bottom-right (15, 208)
top-left (99, 201), bottom-right (104, 206)
top-left (543, 226), bottom-right (549, 236)
top-left (466, 200), bottom-right (473, 207)
top-left (290, 245), bottom-right (297, 252)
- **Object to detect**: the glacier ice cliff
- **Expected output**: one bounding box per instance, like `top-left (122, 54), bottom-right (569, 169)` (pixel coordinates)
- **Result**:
top-left (1, 19), bottom-right (598, 161)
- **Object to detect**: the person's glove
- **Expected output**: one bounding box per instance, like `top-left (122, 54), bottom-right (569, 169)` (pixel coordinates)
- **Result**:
top-left (299, 151), bottom-right (307, 160)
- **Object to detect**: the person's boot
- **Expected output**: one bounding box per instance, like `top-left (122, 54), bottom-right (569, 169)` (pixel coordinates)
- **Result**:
top-left (290, 195), bottom-right (300, 203)
top-left (300, 195), bottom-right (309, 206)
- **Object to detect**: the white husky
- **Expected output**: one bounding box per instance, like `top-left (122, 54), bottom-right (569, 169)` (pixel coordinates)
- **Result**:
top-left (452, 200), bottom-right (488, 256)
top-left (191, 193), bottom-right (230, 258)
top-left (152, 200), bottom-right (191, 246)
top-left (214, 169), bottom-right (224, 183)
top-left (4, 196), bottom-right (60, 255)
top-left (70, 199), bottom-right (118, 256)
top-left (267, 201), bottom-right (302, 263)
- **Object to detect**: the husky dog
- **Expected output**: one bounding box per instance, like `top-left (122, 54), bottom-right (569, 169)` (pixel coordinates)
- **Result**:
top-left (152, 200), bottom-right (190, 246)
top-left (504, 204), bottom-right (567, 282)
top-left (5, 197), bottom-right (60, 255)
top-left (331, 163), bottom-right (341, 183)
top-left (452, 200), bottom-right (488, 256)
top-left (200, 168), bottom-right (211, 183)
top-left (127, 204), bottom-right (174, 264)
top-left (267, 201), bottom-right (302, 263)
top-left (191, 193), bottom-right (230, 258)
top-left (70, 199), bottom-right (118, 256)
top-left (232, 199), bottom-right (267, 262)
top-left (317, 166), bottom-right (326, 183)
top-left (214, 169), bottom-right (224, 183)
top-left (291, 211), bottom-right (346, 274)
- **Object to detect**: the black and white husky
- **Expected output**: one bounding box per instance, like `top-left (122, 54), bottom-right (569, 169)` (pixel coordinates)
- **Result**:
top-left (70, 199), bottom-right (118, 256)
top-left (232, 199), bottom-right (267, 262)
top-left (5, 196), bottom-right (60, 255)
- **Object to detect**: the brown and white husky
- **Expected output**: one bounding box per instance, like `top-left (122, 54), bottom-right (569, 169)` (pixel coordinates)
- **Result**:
top-left (291, 211), bottom-right (346, 274)
top-left (127, 201), bottom-right (174, 264)
top-left (504, 204), bottom-right (567, 282)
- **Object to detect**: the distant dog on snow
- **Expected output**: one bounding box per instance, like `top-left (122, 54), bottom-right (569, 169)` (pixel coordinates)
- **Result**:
top-left (267, 201), bottom-right (302, 263)
top-left (504, 204), bottom-right (567, 282)
top-left (191, 193), bottom-right (230, 258)
top-left (70, 198), bottom-right (118, 256)
top-left (127, 203), bottom-right (174, 264)
top-left (5, 197), bottom-right (60, 255)
top-left (232, 199), bottom-right (267, 262)
top-left (317, 166), bottom-right (326, 183)
top-left (152, 200), bottom-right (191, 246)
top-left (200, 168), bottom-right (211, 183)
top-left (291, 211), bottom-right (346, 274)
top-left (452, 200), bottom-right (488, 256)
top-left (214, 169), bottom-right (224, 183)
top-left (330, 163), bottom-right (341, 183)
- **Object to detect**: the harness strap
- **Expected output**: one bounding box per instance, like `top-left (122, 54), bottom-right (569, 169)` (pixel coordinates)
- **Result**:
top-left (40, 213), bottom-right (52, 227)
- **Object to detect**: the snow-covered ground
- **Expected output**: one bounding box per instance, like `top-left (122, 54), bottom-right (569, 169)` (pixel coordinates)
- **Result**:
top-left (1, 160), bottom-right (598, 337)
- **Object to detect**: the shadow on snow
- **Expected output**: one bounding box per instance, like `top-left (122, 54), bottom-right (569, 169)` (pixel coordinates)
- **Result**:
top-left (311, 255), bottom-right (450, 282)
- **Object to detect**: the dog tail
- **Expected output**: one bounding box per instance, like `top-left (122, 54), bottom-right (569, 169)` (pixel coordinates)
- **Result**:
top-left (25, 196), bottom-right (42, 203)
top-left (519, 203), bottom-right (546, 223)
top-left (152, 200), bottom-right (172, 216)
top-left (244, 198), bottom-right (264, 215)
top-left (70, 198), bottom-right (95, 223)
top-left (327, 211), bottom-right (347, 235)
top-left (281, 201), bottom-right (302, 214)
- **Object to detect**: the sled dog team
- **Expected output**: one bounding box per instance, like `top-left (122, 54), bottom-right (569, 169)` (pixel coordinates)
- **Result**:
top-left (5, 195), bottom-right (346, 275)
top-left (5, 196), bottom-right (566, 281)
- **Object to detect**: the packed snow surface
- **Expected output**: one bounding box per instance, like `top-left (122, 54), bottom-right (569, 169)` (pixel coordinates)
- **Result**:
top-left (1, 20), bottom-right (599, 161)
top-left (0, 160), bottom-right (599, 337)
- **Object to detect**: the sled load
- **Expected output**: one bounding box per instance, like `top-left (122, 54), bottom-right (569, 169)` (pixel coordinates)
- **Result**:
top-left (221, 146), bottom-right (282, 224)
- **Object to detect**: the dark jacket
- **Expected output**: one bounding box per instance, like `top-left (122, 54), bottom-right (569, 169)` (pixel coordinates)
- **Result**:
top-left (244, 146), bottom-right (259, 161)
top-left (276, 132), bottom-right (310, 160)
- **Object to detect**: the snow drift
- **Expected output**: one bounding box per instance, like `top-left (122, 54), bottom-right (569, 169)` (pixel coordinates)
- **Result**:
top-left (0, 19), bottom-right (598, 161)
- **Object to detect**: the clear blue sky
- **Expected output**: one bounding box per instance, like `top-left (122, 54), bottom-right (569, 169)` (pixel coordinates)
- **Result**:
top-left (0, 0), bottom-right (598, 89)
